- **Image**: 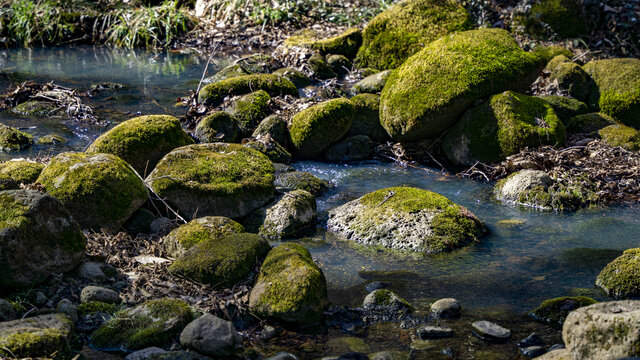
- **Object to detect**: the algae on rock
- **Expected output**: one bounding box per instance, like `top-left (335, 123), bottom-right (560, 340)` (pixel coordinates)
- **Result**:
top-left (0, 125), bottom-right (33, 151)
top-left (284, 28), bottom-right (362, 59)
top-left (529, 296), bottom-right (597, 329)
top-left (0, 160), bottom-right (44, 190)
top-left (195, 111), bottom-right (239, 143)
top-left (198, 74), bottom-right (297, 107)
top-left (598, 124), bottom-right (640, 151)
top-left (596, 248), bottom-right (640, 298)
top-left (0, 313), bottom-right (73, 358)
top-left (163, 216), bottom-right (244, 258)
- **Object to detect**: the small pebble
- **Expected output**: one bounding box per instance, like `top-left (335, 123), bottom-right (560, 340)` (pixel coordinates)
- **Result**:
top-left (471, 320), bottom-right (511, 342)
top-left (81, 286), bottom-right (121, 304)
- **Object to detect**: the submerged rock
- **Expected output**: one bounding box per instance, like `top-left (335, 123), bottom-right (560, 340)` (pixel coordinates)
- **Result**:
top-left (0, 124), bottom-right (33, 151)
top-left (324, 135), bottom-right (374, 162)
top-left (169, 233), bottom-right (270, 287)
top-left (563, 300), bottom-right (640, 360)
top-left (529, 296), bottom-right (598, 329)
top-left (472, 321), bottom-right (511, 342)
top-left (363, 289), bottom-right (412, 312)
top-left (37, 152), bottom-right (147, 232)
top-left (179, 313), bottom-right (242, 356)
top-left (163, 216), bottom-right (244, 258)
top-left (0, 313), bottom-right (73, 358)
top-left (0, 189), bottom-right (86, 288)
top-left (249, 243), bottom-right (328, 325)
top-left (289, 98), bottom-right (354, 158)
top-left (380, 28), bottom-right (545, 141)
top-left (198, 74), bottom-right (297, 107)
top-left (355, 0), bottom-right (472, 70)
top-left (261, 190), bottom-right (317, 239)
top-left (443, 91), bottom-right (566, 166)
top-left (146, 143), bottom-right (275, 219)
top-left (87, 115), bottom-right (194, 175)
top-left (596, 248), bottom-right (640, 298)
top-left (430, 298), bottom-right (461, 319)
top-left (195, 111), bottom-right (239, 143)
top-left (9, 100), bottom-right (60, 117)
top-left (274, 171), bottom-right (328, 196)
top-left (327, 187), bottom-right (485, 253)
top-left (0, 160), bottom-right (44, 190)
top-left (416, 325), bottom-right (453, 339)
top-left (325, 336), bottom-right (371, 354)
top-left (90, 298), bottom-right (193, 352)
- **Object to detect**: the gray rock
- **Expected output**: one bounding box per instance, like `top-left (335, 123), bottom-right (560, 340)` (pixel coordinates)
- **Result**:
top-left (534, 348), bottom-right (571, 360)
top-left (521, 345), bottom-right (546, 357)
top-left (35, 291), bottom-right (47, 306)
top-left (81, 286), bottom-right (121, 304)
top-left (430, 298), bottom-right (461, 319)
top-left (0, 313), bottom-right (73, 358)
top-left (125, 347), bottom-right (167, 360)
top-left (261, 190), bottom-right (316, 239)
top-left (363, 289), bottom-right (412, 311)
top-left (150, 217), bottom-right (172, 234)
top-left (563, 300), bottom-right (640, 360)
top-left (179, 313), bottom-right (242, 356)
top-left (495, 169), bottom-right (554, 208)
top-left (252, 115), bottom-right (290, 148)
top-left (265, 352), bottom-right (298, 360)
top-left (274, 171), bottom-right (328, 196)
top-left (354, 70), bottom-right (392, 94)
top-left (472, 321), bottom-right (511, 341)
top-left (0, 299), bottom-right (15, 321)
top-left (76, 261), bottom-right (107, 282)
top-left (416, 325), bottom-right (453, 339)
top-left (0, 189), bottom-right (86, 288)
top-left (57, 299), bottom-right (78, 323)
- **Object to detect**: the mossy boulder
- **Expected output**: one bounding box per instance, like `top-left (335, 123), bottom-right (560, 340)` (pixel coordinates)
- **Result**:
top-left (328, 54), bottom-right (351, 76)
top-left (533, 45), bottom-right (574, 62)
top-left (284, 28), bottom-right (363, 59)
top-left (566, 113), bottom-right (618, 134)
top-left (529, 296), bottom-right (597, 329)
top-left (545, 54), bottom-right (571, 72)
top-left (37, 134), bottom-right (66, 145)
top-left (9, 100), bottom-right (60, 117)
top-left (289, 98), bottom-right (354, 158)
top-left (520, 0), bottom-right (588, 38)
top-left (598, 124), bottom-right (640, 151)
top-left (244, 137), bottom-right (292, 164)
top-left (363, 289), bottom-right (413, 311)
top-left (540, 95), bottom-right (589, 122)
top-left (582, 58), bottom-right (640, 128)
top-left (307, 53), bottom-right (337, 79)
top-left (549, 61), bottom-right (590, 101)
top-left (37, 152), bottom-right (147, 232)
top-left (349, 93), bottom-right (389, 142)
top-left (232, 53), bottom-right (279, 74)
top-left (227, 90), bottom-right (271, 134)
top-left (169, 233), bottom-right (270, 287)
top-left (380, 29), bottom-right (546, 141)
top-left (353, 70), bottom-right (392, 94)
top-left (596, 248), bottom-right (640, 298)
top-left (90, 298), bottom-right (193, 352)
top-left (195, 111), bottom-right (239, 143)
top-left (442, 91), bottom-right (566, 166)
top-left (249, 243), bottom-right (328, 325)
top-left (146, 143), bottom-right (275, 219)
top-left (204, 64), bottom-right (250, 83)
top-left (0, 160), bottom-right (44, 191)
top-left (87, 115), bottom-right (194, 175)
top-left (198, 74), bottom-right (297, 107)
top-left (77, 301), bottom-right (119, 316)
top-left (355, 0), bottom-right (472, 70)
top-left (324, 135), bottom-right (374, 162)
top-left (0, 313), bottom-right (73, 358)
top-left (261, 190), bottom-right (317, 239)
top-left (274, 171), bottom-right (328, 196)
top-left (495, 170), bottom-right (555, 210)
top-left (252, 115), bottom-right (290, 148)
top-left (0, 125), bottom-right (33, 151)
top-left (327, 187), bottom-right (485, 253)
top-left (272, 68), bottom-right (310, 88)
top-left (163, 216), bottom-right (244, 258)
top-left (0, 189), bottom-right (85, 288)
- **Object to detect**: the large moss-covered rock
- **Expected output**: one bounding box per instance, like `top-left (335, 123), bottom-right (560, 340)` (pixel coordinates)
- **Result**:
top-left (529, 296), bottom-right (597, 329)
top-left (0, 313), bottom-right (73, 358)
top-left (90, 298), bottom-right (193, 352)
top-left (163, 216), bottom-right (244, 258)
top-left (521, 0), bottom-right (588, 38)
top-left (348, 93), bottom-right (389, 142)
top-left (442, 91), bottom-right (566, 166)
top-left (0, 189), bottom-right (85, 288)
top-left (244, 137), bottom-right (292, 164)
top-left (563, 300), bottom-right (640, 359)
top-left (285, 28), bottom-right (362, 59)
top-left (540, 95), bottom-right (589, 122)
top-left (227, 90), bottom-right (271, 134)
top-left (533, 45), bottom-right (574, 62)
top-left (0, 160), bottom-right (44, 190)
top-left (566, 112), bottom-right (618, 134)
top-left (195, 111), bottom-right (239, 143)
top-left (549, 61), bottom-right (590, 101)
top-left (9, 100), bottom-right (60, 117)
top-left (249, 243), bottom-right (328, 325)
top-left (582, 58), bottom-right (640, 128)
top-left (380, 29), bottom-right (545, 141)
top-left (146, 143), bottom-right (275, 219)
top-left (0, 125), bottom-right (33, 151)
top-left (274, 171), bottom-right (328, 196)
top-left (355, 0), bottom-right (472, 70)
top-left (327, 187), bottom-right (485, 253)
top-left (596, 249), bottom-right (640, 298)
top-left (598, 124), bottom-right (640, 151)
top-left (198, 74), bottom-right (298, 107)
top-left (37, 152), bottom-right (147, 232)
top-left (494, 170), bottom-right (555, 210)
top-left (261, 190), bottom-right (317, 239)
top-left (87, 115), bottom-right (194, 175)
top-left (289, 98), bottom-right (354, 158)
top-left (169, 233), bottom-right (270, 287)
top-left (328, 54), bottom-right (351, 76)
top-left (252, 115), bottom-right (290, 148)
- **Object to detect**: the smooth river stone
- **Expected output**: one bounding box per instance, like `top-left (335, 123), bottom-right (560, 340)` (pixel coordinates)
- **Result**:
top-left (472, 321), bottom-right (511, 341)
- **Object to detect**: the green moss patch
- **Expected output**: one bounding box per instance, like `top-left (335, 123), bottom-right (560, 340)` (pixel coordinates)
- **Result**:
top-left (0, 313), bottom-right (73, 359)
top-left (540, 95), bottom-right (588, 122)
top-left (0, 125), bottom-right (33, 151)
top-left (198, 74), bottom-right (297, 107)
top-left (285, 28), bottom-right (362, 59)
top-left (355, 0), bottom-right (472, 70)
top-left (566, 113), bottom-right (618, 134)
top-left (78, 301), bottom-right (119, 316)
top-left (163, 216), bottom-right (244, 258)
top-left (598, 124), bottom-right (640, 151)
top-left (380, 28), bottom-right (545, 141)
top-left (529, 296), bottom-right (597, 329)
top-left (0, 161), bottom-right (44, 190)
top-left (87, 115), bottom-right (194, 175)
top-left (195, 111), bottom-right (239, 143)
top-left (596, 248), bottom-right (640, 298)
top-left (348, 93), bottom-right (388, 142)
top-left (227, 90), bottom-right (271, 134)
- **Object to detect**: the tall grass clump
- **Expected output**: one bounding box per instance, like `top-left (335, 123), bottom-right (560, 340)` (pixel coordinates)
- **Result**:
top-left (3, 0), bottom-right (66, 47)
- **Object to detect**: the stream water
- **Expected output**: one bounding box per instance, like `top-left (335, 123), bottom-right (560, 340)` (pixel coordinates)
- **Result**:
top-left (2, 46), bottom-right (639, 358)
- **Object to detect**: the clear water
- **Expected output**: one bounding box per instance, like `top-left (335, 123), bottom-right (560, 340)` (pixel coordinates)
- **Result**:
top-left (2, 46), bottom-right (639, 318)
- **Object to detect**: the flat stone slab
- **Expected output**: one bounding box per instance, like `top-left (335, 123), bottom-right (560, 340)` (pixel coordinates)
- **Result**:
top-left (416, 325), bottom-right (454, 339)
top-left (472, 320), bottom-right (511, 341)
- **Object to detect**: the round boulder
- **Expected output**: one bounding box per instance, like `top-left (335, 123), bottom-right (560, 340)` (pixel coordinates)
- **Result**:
top-left (163, 216), bottom-right (244, 258)
top-left (596, 249), bottom-right (640, 298)
top-left (195, 112), bottom-right (239, 143)
top-left (180, 314), bottom-right (242, 356)
top-left (495, 170), bottom-right (555, 209)
top-left (261, 190), bottom-right (317, 239)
